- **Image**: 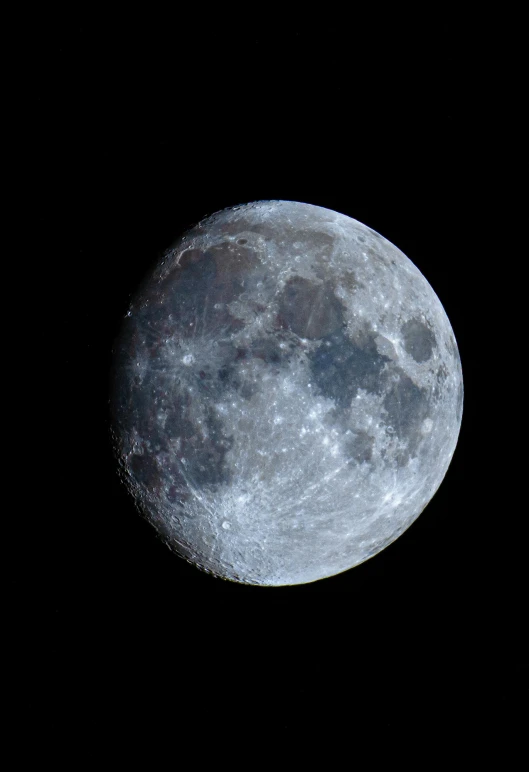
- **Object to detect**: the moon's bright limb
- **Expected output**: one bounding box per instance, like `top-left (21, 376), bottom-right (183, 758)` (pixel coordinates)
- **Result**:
top-left (111, 201), bottom-right (463, 585)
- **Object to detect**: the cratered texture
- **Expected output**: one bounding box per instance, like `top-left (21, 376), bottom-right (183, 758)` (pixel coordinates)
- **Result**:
top-left (111, 201), bottom-right (463, 585)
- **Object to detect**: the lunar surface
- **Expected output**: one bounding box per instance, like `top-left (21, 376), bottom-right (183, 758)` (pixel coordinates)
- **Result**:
top-left (111, 201), bottom-right (463, 586)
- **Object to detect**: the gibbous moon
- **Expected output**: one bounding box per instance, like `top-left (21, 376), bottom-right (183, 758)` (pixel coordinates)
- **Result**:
top-left (111, 201), bottom-right (463, 585)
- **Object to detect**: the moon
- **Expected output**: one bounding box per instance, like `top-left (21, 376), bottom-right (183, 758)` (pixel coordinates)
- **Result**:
top-left (110, 201), bottom-right (463, 586)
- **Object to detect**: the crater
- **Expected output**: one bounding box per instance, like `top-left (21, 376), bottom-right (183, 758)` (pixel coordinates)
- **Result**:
top-left (401, 318), bottom-right (436, 363)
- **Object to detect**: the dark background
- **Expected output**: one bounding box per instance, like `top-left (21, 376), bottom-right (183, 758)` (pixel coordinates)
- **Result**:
top-left (18, 11), bottom-right (524, 755)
